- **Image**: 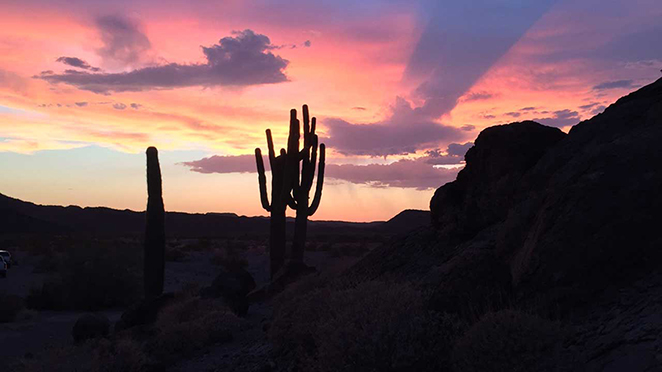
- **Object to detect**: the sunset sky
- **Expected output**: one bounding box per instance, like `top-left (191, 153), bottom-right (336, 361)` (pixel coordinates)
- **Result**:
top-left (1, 0), bottom-right (660, 221)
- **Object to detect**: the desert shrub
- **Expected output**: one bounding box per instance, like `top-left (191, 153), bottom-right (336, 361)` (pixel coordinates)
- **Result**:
top-left (451, 309), bottom-right (562, 372)
top-left (15, 339), bottom-right (150, 372)
top-left (26, 240), bottom-right (141, 311)
top-left (0, 293), bottom-right (24, 323)
top-left (165, 245), bottom-right (187, 262)
top-left (271, 279), bottom-right (464, 372)
top-left (147, 296), bottom-right (243, 360)
top-left (210, 248), bottom-right (248, 270)
top-left (91, 338), bottom-right (150, 372)
top-left (14, 343), bottom-right (95, 372)
top-left (26, 280), bottom-right (68, 310)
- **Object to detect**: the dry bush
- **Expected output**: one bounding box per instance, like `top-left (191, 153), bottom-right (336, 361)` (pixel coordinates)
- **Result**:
top-left (14, 343), bottom-right (95, 372)
top-left (147, 296), bottom-right (243, 360)
top-left (26, 241), bottom-right (141, 310)
top-left (271, 279), bottom-right (464, 372)
top-left (0, 293), bottom-right (24, 323)
top-left (210, 247), bottom-right (248, 270)
top-left (14, 339), bottom-right (150, 372)
top-left (451, 309), bottom-right (562, 372)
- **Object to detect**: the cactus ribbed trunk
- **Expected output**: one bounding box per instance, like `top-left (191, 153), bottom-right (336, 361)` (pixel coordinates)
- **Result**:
top-left (145, 146), bottom-right (165, 298)
top-left (256, 130), bottom-right (291, 278)
top-left (255, 105), bottom-right (325, 277)
top-left (290, 105), bottom-right (325, 263)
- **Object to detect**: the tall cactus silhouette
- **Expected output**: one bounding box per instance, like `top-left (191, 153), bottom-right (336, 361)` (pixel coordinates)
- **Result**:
top-left (256, 105), bottom-right (325, 277)
top-left (289, 105), bottom-right (325, 263)
top-left (145, 146), bottom-right (165, 298)
top-left (255, 130), bottom-right (290, 278)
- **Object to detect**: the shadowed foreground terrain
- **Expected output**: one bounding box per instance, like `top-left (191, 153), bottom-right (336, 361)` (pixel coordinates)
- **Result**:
top-left (1, 78), bottom-right (662, 371)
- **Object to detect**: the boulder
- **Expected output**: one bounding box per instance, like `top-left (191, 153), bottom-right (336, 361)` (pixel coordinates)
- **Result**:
top-left (430, 121), bottom-right (565, 238)
top-left (115, 293), bottom-right (175, 332)
top-left (72, 313), bottom-right (110, 343)
top-left (201, 265), bottom-right (256, 316)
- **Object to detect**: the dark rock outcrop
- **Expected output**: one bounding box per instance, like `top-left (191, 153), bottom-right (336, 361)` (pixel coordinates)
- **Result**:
top-left (72, 313), bottom-right (110, 343)
top-left (430, 121), bottom-right (565, 239)
top-left (348, 78), bottom-right (662, 370)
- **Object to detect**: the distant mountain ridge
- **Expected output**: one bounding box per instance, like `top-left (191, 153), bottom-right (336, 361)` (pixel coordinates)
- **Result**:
top-left (0, 193), bottom-right (430, 237)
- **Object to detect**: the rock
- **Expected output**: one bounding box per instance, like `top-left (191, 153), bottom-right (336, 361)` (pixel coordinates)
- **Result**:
top-left (430, 121), bottom-right (565, 239)
top-left (201, 265), bottom-right (256, 316)
top-left (115, 293), bottom-right (175, 332)
top-left (72, 313), bottom-right (110, 343)
top-left (346, 78), bottom-right (662, 371)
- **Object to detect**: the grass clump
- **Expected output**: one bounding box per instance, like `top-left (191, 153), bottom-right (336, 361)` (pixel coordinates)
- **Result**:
top-left (271, 278), bottom-right (464, 372)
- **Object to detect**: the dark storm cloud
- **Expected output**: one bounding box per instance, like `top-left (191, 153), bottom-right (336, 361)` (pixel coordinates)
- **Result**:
top-left (326, 159), bottom-right (460, 189)
top-left (460, 125), bottom-right (476, 131)
top-left (462, 91), bottom-right (495, 101)
top-left (182, 154), bottom-right (257, 174)
top-left (75, 102), bottom-right (88, 107)
top-left (324, 97), bottom-right (465, 157)
top-left (112, 103), bottom-right (127, 110)
top-left (182, 153), bottom-right (461, 190)
top-left (130, 103), bottom-right (142, 109)
top-left (96, 15), bottom-right (151, 67)
top-left (39, 30), bottom-right (289, 93)
top-left (592, 80), bottom-right (637, 90)
top-left (56, 57), bottom-right (100, 71)
top-left (424, 142), bottom-right (473, 165)
top-left (535, 109), bottom-right (580, 128)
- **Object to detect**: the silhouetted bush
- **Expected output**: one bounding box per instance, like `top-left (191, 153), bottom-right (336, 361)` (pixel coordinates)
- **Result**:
top-left (26, 240), bottom-right (141, 310)
top-left (210, 247), bottom-right (248, 269)
top-left (451, 310), bottom-right (562, 372)
top-left (0, 293), bottom-right (24, 323)
top-left (165, 245), bottom-right (187, 262)
top-left (271, 278), bottom-right (464, 372)
top-left (91, 339), bottom-right (150, 372)
top-left (15, 338), bottom-right (151, 372)
top-left (146, 295), bottom-right (243, 360)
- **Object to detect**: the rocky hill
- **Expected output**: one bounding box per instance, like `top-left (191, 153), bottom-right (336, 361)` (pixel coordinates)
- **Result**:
top-left (348, 78), bottom-right (662, 370)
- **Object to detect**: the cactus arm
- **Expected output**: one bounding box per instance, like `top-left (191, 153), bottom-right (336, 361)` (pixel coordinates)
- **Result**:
top-left (266, 129), bottom-right (276, 166)
top-left (307, 134), bottom-right (318, 188)
top-left (302, 104), bottom-right (310, 149)
top-left (255, 148), bottom-right (271, 212)
top-left (308, 143), bottom-right (325, 216)
top-left (286, 193), bottom-right (298, 209)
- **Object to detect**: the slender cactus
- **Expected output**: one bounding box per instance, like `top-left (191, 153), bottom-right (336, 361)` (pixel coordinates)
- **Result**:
top-left (255, 126), bottom-right (295, 278)
top-left (289, 105), bottom-right (326, 263)
top-left (145, 146), bottom-right (165, 298)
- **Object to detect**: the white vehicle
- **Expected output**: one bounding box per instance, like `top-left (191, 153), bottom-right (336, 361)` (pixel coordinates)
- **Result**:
top-left (0, 250), bottom-right (11, 268)
top-left (0, 256), bottom-right (7, 278)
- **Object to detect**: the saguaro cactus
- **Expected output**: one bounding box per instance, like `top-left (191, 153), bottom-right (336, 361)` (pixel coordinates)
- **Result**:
top-left (145, 146), bottom-right (165, 298)
top-left (255, 129), bottom-right (291, 278)
top-left (289, 105), bottom-right (325, 263)
top-left (255, 105), bottom-right (325, 277)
